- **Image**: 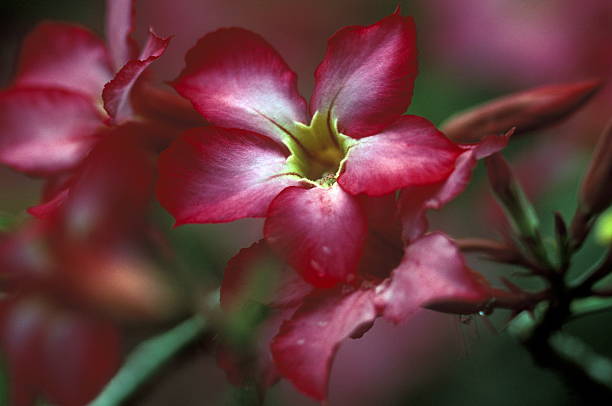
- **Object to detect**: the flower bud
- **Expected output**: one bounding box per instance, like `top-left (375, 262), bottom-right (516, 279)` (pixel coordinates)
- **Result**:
top-left (442, 80), bottom-right (603, 143)
top-left (570, 121), bottom-right (612, 250)
top-left (486, 154), bottom-right (556, 268)
top-left (485, 154), bottom-right (544, 251)
top-left (579, 120), bottom-right (612, 217)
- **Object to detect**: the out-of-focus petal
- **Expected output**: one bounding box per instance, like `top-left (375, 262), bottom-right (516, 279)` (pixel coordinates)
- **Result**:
top-left (356, 194), bottom-right (403, 280)
top-left (105, 0), bottom-right (138, 70)
top-left (0, 297), bottom-right (47, 406)
top-left (103, 30), bottom-right (171, 123)
top-left (41, 314), bottom-right (120, 406)
top-left (53, 133), bottom-right (155, 242)
top-left (270, 287), bottom-right (378, 401)
top-left (173, 28), bottom-right (308, 143)
top-left (15, 22), bottom-right (113, 99)
top-left (310, 13), bottom-right (417, 138)
top-left (377, 233), bottom-right (491, 323)
top-left (221, 240), bottom-right (312, 312)
top-left (338, 116), bottom-right (461, 196)
top-left (0, 88), bottom-right (104, 176)
top-left (264, 184), bottom-right (366, 288)
top-left (28, 188), bottom-right (70, 220)
top-left (400, 133), bottom-right (510, 242)
top-left (157, 127), bottom-right (300, 225)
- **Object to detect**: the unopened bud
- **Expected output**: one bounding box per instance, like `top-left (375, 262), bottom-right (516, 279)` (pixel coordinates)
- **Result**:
top-left (455, 238), bottom-right (521, 264)
top-left (486, 153), bottom-right (541, 243)
top-left (579, 120), bottom-right (612, 216)
top-left (570, 121), bottom-right (612, 250)
top-left (442, 79), bottom-right (603, 143)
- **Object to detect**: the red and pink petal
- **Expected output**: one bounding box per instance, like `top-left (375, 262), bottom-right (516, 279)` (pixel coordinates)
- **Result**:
top-left (41, 314), bottom-right (120, 406)
top-left (264, 184), bottom-right (367, 288)
top-left (400, 133), bottom-right (510, 242)
top-left (221, 240), bottom-right (312, 312)
top-left (338, 116), bottom-right (462, 196)
top-left (270, 287), bottom-right (378, 401)
top-left (310, 13), bottom-right (417, 138)
top-left (15, 22), bottom-right (113, 100)
top-left (105, 0), bottom-right (138, 70)
top-left (173, 28), bottom-right (308, 143)
top-left (103, 30), bottom-right (171, 123)
top-left (157, 127), bottom-right (300, 225)
top-left (0, 88), bottom-right (104, 176)
top-left (377, 233), bottom-right (491, 323)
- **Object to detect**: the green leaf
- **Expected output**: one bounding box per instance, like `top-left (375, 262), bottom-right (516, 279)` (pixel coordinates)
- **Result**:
top-left (0, 353), bottom-right (9, 405)
top-left (88, 315), bottom-right (206, 406)
top-left (570, 297), bottom-right (612, 319)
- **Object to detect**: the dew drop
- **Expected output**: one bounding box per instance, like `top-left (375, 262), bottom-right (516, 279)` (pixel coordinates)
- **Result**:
top-left (317, 321), bottom-right (328, 327)
top-left (478, 310), bottom-right (486, 317)
top-left (321, 246), bottom-right (332, 255)
top-left (374, 284), bottom-right (385, 295)
top-left (297, 339), bottom-right (305, 345)
top-left (310, 259), bottom-right (323, 272)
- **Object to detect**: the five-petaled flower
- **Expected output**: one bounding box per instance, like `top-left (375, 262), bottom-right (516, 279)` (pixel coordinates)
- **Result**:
top-left (158, 11), bottom-right (513, 400)
top-left (158, 11), bottom-right (466, 288)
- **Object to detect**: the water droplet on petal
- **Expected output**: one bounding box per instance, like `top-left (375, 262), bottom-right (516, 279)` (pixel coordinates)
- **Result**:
top-left (317, 321), bottom-right (328, 327)
top-left (321, 246), bottom-right (332, 255)
top-left (297, 339), bottom-right (305, 345)
top-left (310, 259), bottom-right (323, 272)
top-left (374, 284), bottom-right (385, 295)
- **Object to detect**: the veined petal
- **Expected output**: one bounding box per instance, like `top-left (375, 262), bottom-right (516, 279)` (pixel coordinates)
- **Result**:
top-left (400, 133), bottom-right (510, 242)
top-left (338, 116), bottom-right (461, 196)
top-left (15, 22), bottom-right (113, 99)
top-left (173, 28), bottom-right (308, 143)
top-left (377, 233), bottom-right (491, 323)
top-left (105, 0), bottom-right (138, 70)
top-left (0, 88), bottom-right (104, 176)
top-left (103, 30), bottom-right (171, 123)
top-left (311, 13), bottom-right (417, 138)
top-left (264, 184), bottom-right (367, 288)
top-left (270, 287), bottom-right (378, 401)
top-left (157, 127), bottom-right (300, 225)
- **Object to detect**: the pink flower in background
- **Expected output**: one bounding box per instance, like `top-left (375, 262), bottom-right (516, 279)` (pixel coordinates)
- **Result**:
top-left (0, 294), bottom-right (120, 406)
top-left (424, 0), bottom-right (612, 86)
top-left (0, 0), bottom-right (178, 177)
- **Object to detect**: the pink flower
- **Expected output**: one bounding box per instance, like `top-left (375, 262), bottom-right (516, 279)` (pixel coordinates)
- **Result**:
top-left (158, 12), bottom-right (465, 288)
top-left (0, 135), bottom-right (178, 406)
top-left (0, 0), bottom-right (173, 177)
top-left (0, 294), bottom-right (120, 406)
top-left (216, 132), bottom-right (510, 400)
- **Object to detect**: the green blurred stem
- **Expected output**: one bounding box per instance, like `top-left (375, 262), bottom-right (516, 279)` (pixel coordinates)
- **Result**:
top-left (570, 248), bottom-right (612, 296)
top-left (514, 279), bottom-right (612, 402)
top-left (89, 315), bottom-right (207, 406)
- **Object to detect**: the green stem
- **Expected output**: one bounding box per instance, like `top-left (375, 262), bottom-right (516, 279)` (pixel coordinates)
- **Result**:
top-left (571, 248), bottom-right (612, 296)
top-left (89, 315), bottom-right (207, 406)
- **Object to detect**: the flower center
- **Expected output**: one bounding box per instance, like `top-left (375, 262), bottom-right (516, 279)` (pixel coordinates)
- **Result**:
top-left (284, 111), bottom-right (355, 186)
